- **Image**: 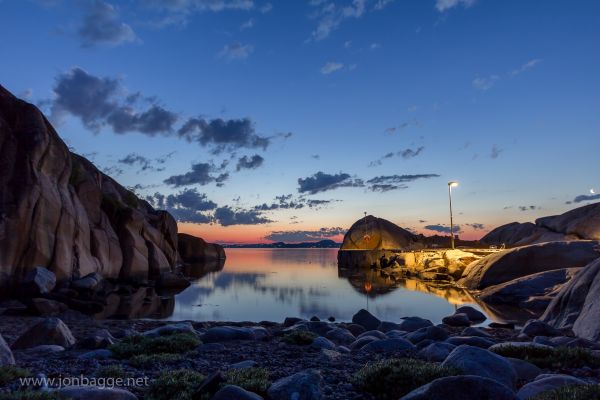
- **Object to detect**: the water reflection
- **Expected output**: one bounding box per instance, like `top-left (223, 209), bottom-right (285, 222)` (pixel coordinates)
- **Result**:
top-left (163, 248), bottom-right (496, 323)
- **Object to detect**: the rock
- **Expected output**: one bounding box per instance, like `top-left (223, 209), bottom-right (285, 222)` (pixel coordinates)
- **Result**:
top-left (79, 329), bottom-right (116, 349)
top-left (345, 323), bottom-right (366, 336)
top-left (400, 375), bottom-right (519, 400)
top-left (455, 306), bottom-right (487, 322)
top-left (536, 202), bottom-right (600, 241)
top-left (327, 316), bottom-right (335, 322)
top-left (352, 309), bottom-right (381, 331)
top-left (30, 298), bottom-right (68, 316)
top-left (309, 316), bottom-right (320, 322)
top-left (459, 241), bottom-right (600, 290)
top-left (445, 336), bottom-right (495, 348)
top-left (22, 267), bottom-right (56, 295)
top-left (213, 385), bottom-right (263, 400)
top-left (489, 322), bottom-right (515, 329)
top-left (386, 330), bottom-right (409, 339)
top-left (202, 326), bottom-right (256, 343)
top-left (56, 386), bottom-right (138, 399)
top-left (357, 330), bottom-right (387, 340)
top-left (319, 349), bottom-right (342, 363)
top-left (349, 336), bottom-right (380, 350)
top-left (324, 328), bottom-right (355, 345)
top-left (178, 233), bottom-right (226, 263)
top-left (360, 338), bottom-right (415, 354)
top-left (267, 370), bottom-right (323, 400)
top-left (71, 272), bottom-right (104, 291)
top-left (196, 371), bottom-right (226, 396)
top-left (0, 334), bottom-right (15, 366)
top-left (506, 357), bottom-right (541, 382)
top-left (229, 360), bottom-right (258, 369)
top-left (442, 345), bottom-right (517, 389)
top-left (542, 257), bottom-right (600, 341)
top-left (377, 321), bottom-right (402, 332)
top-left (418, 342), bottom-right (456, 362)
top-left (79, 349), bottom-right (113, 360)
top-left (405, 326), bottom-right (449, 344)
top-left (442, 313), bottom-right (471, 327)
top-left (337, 346), bottom-right (350, 353)
top-left (283, 317), bottom-right (304, 327)
top-left (284, 321), bottom-right (333, 336)
top-left (340, 215), bottom-right (420, 250)
top-left (142, 322), bottom-right (196, 337)
top-left (11, 318), bottom-right (76, 349)
top-left (444, 250), bottom-right (482, 279)
top-left (521, 320), bottom-right (562, 337)
top-left (398, 316), bottom-right (433, 332)
top-left (461, 327), bottom-right (492, 338)
top-left (22, 345), bottom-right (65, 355)
top-left (311, 336), bottom-right (335, 350)
top-left (481, 222), bottom-right (552, 247)
top-left (479, 269), bottom-right (579, 309)
top-left (156, 272), bottom-right (190, 289)
top-left (516, 374), bottom-right (587, 399)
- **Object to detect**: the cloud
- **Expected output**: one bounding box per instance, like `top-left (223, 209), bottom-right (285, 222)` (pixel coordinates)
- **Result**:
top-left (320, 62), bottom-right (344, 75)
top-left (253, 194), bottom-right (337, 211)
top-left (298, 171), bottom-right (364, 194)
top-left (78, 0), bottom-right (137, 47)
top-left (570, 193), bottom-right (600, 204)
top-left (214, 206), bottom-right (272, 226)
top-left (309, 0), bottom-right (368, 41)
top-left (146, 188), bottom-right (216, 224)
top-left (259, 2), bottom-right (272, 13)
top-left (435, 0), bottom-right (476, 12)
top-left (118, 153), bottom-right (162, 172)
top-left (370, 184), bottom-right (408, 192)
top-left (311, 154), bottom-right (320, 160)
top-left (164, 162), bottom-right (229, 187)
top-left (240, 18), bottom-right (255, 30)
top-left (465, 223), bottom-right (485, 230)
top-left (490, 144), bottom-right (502, 159)
top-left (518, 205), bottom-right (540, 211)
top-left (236, 154), bottom-right (264, 171)
top-left (366, 174), bottom-right (440, 191)
top-left (399, 147), bottom-right (425, 159)
top-left (142, 0), bottom-right (254, 27)
top-left (218, 42), bottom-right (254, 60)
top-left (374, 0), bottom-right (395, 10)
top-left (368, 146), bottom-right (426, 165)
top-left (473, 75), bottom-right (499, 91)
top-left (178, 117), bottom-right (269, 153)
top-left (370, 43), bottom-right (381, 50)
top-left (265, 227), bottom-right (346, 242)
top-left (510, 59), bottom-right (542, 76)
top-left (424, 224), bottom-right (461, 233)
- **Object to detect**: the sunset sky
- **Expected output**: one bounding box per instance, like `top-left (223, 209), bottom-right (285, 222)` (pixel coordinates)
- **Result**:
top-left (1, 0), bottom-right (599, 244)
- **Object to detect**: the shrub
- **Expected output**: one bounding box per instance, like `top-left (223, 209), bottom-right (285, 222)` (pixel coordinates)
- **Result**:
top-left (0, 392), bottom-right (65, 400)
top-left (531, 384), bottom-right (600, 400)
top-left (281, 331), bottom-right (318, 345)
top-left (129, 353), bottom-right (182, 368)
top-left (94, 364), bottom-right (130, 379)
top-left (109, 333), bottom-right (201, 359)
top-left (490, 345), bottom-right (600, 369)
top-left (352, 358), bottom-right (462, 400)
top-left (0, 366), bottom-right (31, 385)
top-left (225, 367), bottom-right (271, 395)
top-left (146, 369), bottom-right (205, 400)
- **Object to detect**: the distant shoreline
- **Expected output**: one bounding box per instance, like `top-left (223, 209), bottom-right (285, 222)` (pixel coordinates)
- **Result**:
top-left (222, 240), bottom-right (341, 249)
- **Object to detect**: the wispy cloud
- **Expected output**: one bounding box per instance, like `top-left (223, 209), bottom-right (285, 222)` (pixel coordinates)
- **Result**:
top-left (435, 0), bottom-right (476, 12)
top-left (218, 42), bottom-right (254, 60)
top-left (308, 0), bottom-right (368, 41)
top-left (490, 144), bottom-right (502, 159)
top-left (510, 58), bottom-right (542, 76)
top-left (472, 75), bottom-right (499, 91)
top-left (320, 61), bottom-right (344, 74)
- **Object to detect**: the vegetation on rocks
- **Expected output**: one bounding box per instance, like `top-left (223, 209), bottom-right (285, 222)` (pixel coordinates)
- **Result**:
top-left (129, 353), bottom-right (183, 368)
top-left (281, 330), bottom-right (318, 345)
top-left (146, 369), bottom-right (205, 400)
top-left (352, 358), bottom-right (462, 399)
top-left (0, 366), bottom-right (31, 385)
top-left (225, 367), bottom-right (271, 395)
top-left (94, 364), bottom-right (130, 379)
top-left (491, 345), bottom-right (600, 369)
top-left (531, 384), bottom-right (600, 400)
top-left (109, 333), bottom-right (200, 359)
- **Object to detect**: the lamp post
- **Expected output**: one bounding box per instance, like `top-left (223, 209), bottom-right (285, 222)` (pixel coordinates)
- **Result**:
top-left (448, 181), bottom-right (459, 249)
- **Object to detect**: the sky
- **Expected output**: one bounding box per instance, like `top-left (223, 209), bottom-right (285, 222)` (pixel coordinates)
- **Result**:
top-left (1, 0), bottom-right (599, 244)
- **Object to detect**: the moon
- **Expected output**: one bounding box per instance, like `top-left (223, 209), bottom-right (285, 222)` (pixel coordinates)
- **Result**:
top-left (592, 189), bottom-right (596, 194)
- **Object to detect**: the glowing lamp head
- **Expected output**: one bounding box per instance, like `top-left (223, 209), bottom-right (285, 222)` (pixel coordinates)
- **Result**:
top-left (448, 181), bottom-right (459, 188)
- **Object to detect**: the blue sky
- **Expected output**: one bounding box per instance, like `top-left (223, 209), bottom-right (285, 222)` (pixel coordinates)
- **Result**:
top-left (1, 0), bottom-right (599, 243)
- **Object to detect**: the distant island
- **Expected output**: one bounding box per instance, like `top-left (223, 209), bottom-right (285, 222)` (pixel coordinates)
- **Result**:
top-left (222, 239), bottom-right (341, 248)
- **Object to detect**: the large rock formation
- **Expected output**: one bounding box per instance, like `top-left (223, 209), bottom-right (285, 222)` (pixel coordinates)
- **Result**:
top-left (0, 85), bottom-right (209, 291)
top-left (340, 215), bottom-right (421, 250)
top-left (459, 241), bottom-right (600, 290)
top-left (178, 233), bottom-right (225, 263)
top-left (542, 257), bottom-right (600, 341)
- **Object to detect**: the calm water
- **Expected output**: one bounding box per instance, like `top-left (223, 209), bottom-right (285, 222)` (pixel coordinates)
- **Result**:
top-left (163, 248), bottom-right (496, 324)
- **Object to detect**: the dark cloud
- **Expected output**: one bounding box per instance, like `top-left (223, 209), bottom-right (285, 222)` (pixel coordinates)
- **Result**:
top-left (466, 223), bottom-right (485, 230)
top-left (101, 165), bottom-right (124, 176)
top-left (570, 193), bottom-right (600, 204)
top-left (107, 104), bottom-right (178, 135)
top-left (369, 147), bottom-right (425, 166)
top-left (218, 42), bottom-right (254, 60)
top-left (370, 184), bottom-right (408, 192)
top-left (164, 162), bottom-right (229, 187)
top-left (264, 227), bottom-right (346, 242)
top-left (214, 206), bottom-right (272, 226)
top-left (399, 146), bottom-right (425, 159)
top-left (311, 154), bottom-right (320, 160)
top-left (491, 144), bottom-right (503, 159)
top-left (298, 172), bottom-right (364, 194)
top-left (424, 224), bottom-right (461, 234)
top-left (78, 0), bottom-right (137, 47)
top-left (366, 174), bottom-right (440, 191)
top-left (253, 194), bottom-right (337, 212)
top-left (236, 154), bottom-right (264, 171)
top-left (519, 205), bottom-right (540, 211)
top-left (146, 189), bottom-right (215, 224)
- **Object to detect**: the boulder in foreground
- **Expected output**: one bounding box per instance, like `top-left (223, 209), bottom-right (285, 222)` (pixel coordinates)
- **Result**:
top-left (400, 375), bottom-right (518, 400)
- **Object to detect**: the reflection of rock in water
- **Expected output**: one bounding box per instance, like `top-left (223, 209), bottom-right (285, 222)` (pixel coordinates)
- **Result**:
top-left (94, 287), bottom-right (175, 320)
top-left (473, 301), bottom-right (536, 325)
top-left (183, 259), bottom-right (226, 280)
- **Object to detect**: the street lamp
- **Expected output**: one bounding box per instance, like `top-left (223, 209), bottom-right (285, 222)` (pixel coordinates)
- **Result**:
top-left (448, 181), bottom-right (459, 249)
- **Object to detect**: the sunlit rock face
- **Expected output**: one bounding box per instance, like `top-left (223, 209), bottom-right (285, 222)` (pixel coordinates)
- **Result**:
top-left (340, 215), bottom-right (421, 250)
top-left (0, 85), bottom-right (177, 289)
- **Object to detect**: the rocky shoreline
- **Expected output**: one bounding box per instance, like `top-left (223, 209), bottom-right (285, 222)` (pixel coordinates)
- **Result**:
top-left (2, 308), bottom-right (600, 400)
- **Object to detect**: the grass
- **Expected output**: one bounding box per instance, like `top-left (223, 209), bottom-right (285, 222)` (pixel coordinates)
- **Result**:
top-left (225, 367), bottom-right (271, 395)
top-left (490, 345), bottom-right (600, 369)
top-left (0, 392), bottom-right (65, 400)
top-left (352, 358), bottom-right (462, 400)
top-left (108, 332), bottom-right (201, 359)
top-left (530, 384), bottom-right (600, 400)
top-left (146, 369), bottom-right (205, 400)
top-left (281, 330), bottom-right (318, 345)
top-left (0, 366), bottom-right (31, 386)
top-left (94, 364), bottom-right (130, 379)
top-left (129, 353), bottom-right (183, 368)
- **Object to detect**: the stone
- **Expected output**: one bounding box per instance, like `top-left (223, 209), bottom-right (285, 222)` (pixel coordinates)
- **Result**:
top-left (506, 357), bottom-right (541, 383)
top-left (311, 336), bottom-right (335, 350)
top-left (156, 272), bottom-right (190, 290)
top-left (386, 330), bottom-right (409, 339)
top-left (22, 345), bottom-right (65, 355)
top-left (398, 316), bottom-right (433, 332)
top-left (349, 336), bottom-right (379, 350)
top-left (324, 328), bottom-right (355, 345)
top-left (283, 317), bottom-right (304, 327)
top-left (79, 329), bottom-right (116, 349)
top-left (442, 345), bottom-right (517, 389)
top-left (400, 375), bottom-right (519, 400)
top-left (23, 267), bottom-right (56, 295)
top-left (418, 342), bottom-right (456, 362)
top-left (445, 336), bottom-right (495, 348)
top-left (79, 349), bottom-right (113, 360)
top-left (459, 241), bottom-right (600, 290)
top-left (516, 374), bottom-right (587, 399)
top-left (521, 320), bottom-right (561, 337)
top-left (213, 385), bottom-right (263, 400)
top-left (142, 322), bottom-right (196, 337)
top-left (250, 326), bottom-right (269, 340)
top-left (481, 221), bottom-right (555, 247)
top-left (461, 327), bottom-right (492, 338)
top-left (340, 215), bottom-right (419, 251)
top-left (489, 322), bottom-right (515, 329)
top-left (30, 298), bottom-right (68, 316)
top-left (442, 313), bottom-right (471, 327)
top-left (202, 326), bottom-right (256, 343)
top-left (178, 233), bottom-right (226, 263)
top-left (352, 309), bottom-right (381, 331)
top-left (357, 330), bottom-right (387, 340)
top-left (345, 324), bottom-right (366, 336)
top-left (56, 386), bottom-right (138, 399)
top-left (377, 321), bottom-right (402, 332)
top-left (267, 370), bottom-right (322, 400)
top-left (196, 371), bottom-right (227, 396)
top-left (71, 272), bottom-right (104, 291)
top-left (319, 349), bottom-right (342, 363)
top-left (229, 360), bottom-right (258, 369)
top-left (310, 316), bottom-right (320, 322)
top-left (405, 326), bottom-right (449, 344)
top-left (0, 334), bottom-right (15, 366)
top-left (11, 318), bottom-right (76, 349)
top-left (536, 202), bottom-right (600, 241)
top-left (542, 258), bottom-right (600, 342)
top-left (360, 338), bottom-right (415, 354)
top-left (455, 306), bottom-right (487, 322)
